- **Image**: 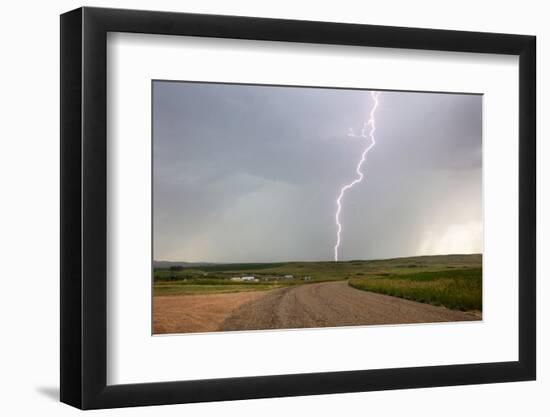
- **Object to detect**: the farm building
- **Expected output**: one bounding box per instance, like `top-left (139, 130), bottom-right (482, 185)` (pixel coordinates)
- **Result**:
top-left (231, 276), bottom-right (257, 282)
top-left (283, 275), bottom-right (294, 279)
top-left (241, 276), bottom-right (256, 282)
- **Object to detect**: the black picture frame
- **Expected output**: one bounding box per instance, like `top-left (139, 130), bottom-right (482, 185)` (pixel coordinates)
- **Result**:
top-left (60, 6), bottom-right (536, 410)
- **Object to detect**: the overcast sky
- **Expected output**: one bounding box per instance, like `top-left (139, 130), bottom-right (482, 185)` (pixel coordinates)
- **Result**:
top-left (153, 81), bottom-right (482, 263)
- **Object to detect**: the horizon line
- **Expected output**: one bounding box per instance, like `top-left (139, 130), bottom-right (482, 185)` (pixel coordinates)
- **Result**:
top-left (153, 252), bottom-right (483, 264)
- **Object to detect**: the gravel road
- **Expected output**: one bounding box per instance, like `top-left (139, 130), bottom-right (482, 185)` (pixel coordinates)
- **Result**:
top-left (221, 281), bottom-right (479, 331)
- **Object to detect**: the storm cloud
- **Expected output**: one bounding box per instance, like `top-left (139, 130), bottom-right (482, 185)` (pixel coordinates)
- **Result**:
top-left (153, 81), bottom-right (482, 263)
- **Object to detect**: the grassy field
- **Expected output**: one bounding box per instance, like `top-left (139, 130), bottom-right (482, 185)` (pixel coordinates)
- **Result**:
top-left (154, 254), bottom-right (481, 281)
top-left (154, 281), bottom-right (285, 296)
top-left (348, 268), bottom-right (482, 311)
top-left (153, 254), bottom-right (482, 307)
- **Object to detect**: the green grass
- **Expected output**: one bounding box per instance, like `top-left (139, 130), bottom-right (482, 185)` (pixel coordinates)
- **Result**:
top-left (348, 268), bottom-right (482, 311)
top-left (154, 281), bottom-right (285, 296)
top-left (154, 254), bottom-right (482, 281)
top-left (153, 254), bottom-right (482, 299)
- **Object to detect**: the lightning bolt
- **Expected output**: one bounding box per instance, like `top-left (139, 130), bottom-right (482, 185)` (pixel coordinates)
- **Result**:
top-left (334, 91), bottom-right (381, 262)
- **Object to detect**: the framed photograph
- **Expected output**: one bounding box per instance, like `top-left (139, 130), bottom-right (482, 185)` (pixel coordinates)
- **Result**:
top-left (60, 6), bottom-right (536, 409)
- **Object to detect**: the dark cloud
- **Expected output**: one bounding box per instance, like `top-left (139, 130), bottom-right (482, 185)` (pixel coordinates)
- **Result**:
top-left (153, 81), bottom-right (482, 262)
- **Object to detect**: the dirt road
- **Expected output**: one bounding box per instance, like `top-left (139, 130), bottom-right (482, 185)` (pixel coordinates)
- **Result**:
top-left (154, 281), bottom-right (479, 334)
top-left (221, 281), bottom-right (479, 331)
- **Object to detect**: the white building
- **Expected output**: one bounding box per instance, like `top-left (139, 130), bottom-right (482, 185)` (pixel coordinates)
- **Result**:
top-left (241, 276), bottom-right (256, 282)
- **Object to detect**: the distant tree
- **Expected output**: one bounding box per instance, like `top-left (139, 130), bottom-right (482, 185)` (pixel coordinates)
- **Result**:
top-left (170, 266), bottom-right (184, 272)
